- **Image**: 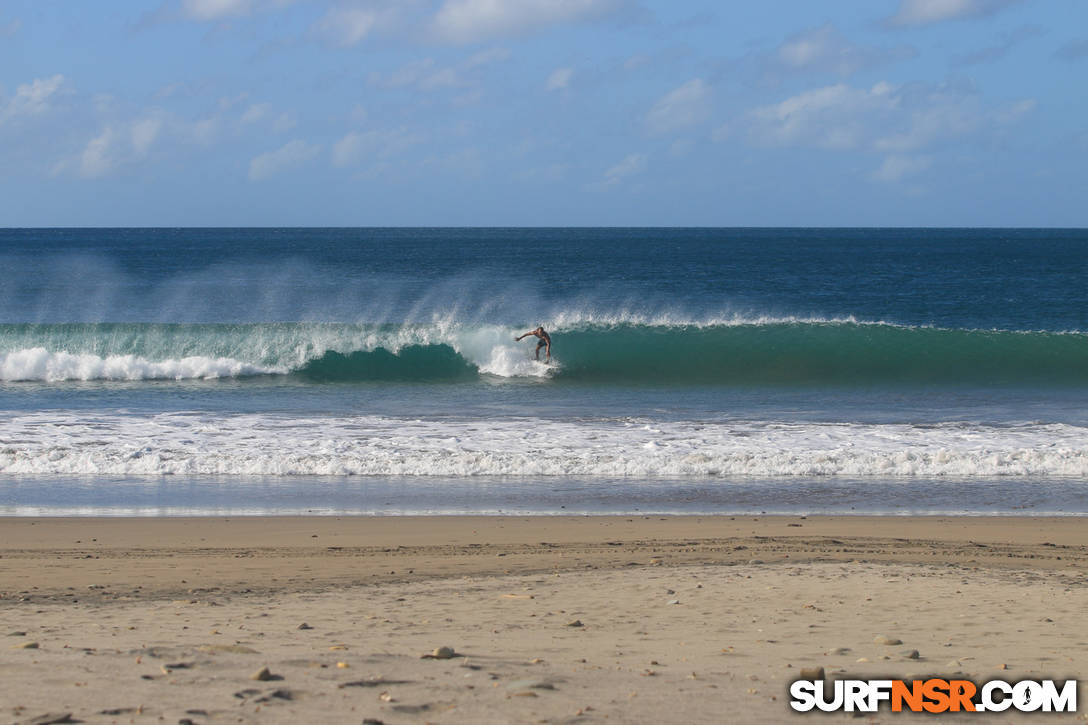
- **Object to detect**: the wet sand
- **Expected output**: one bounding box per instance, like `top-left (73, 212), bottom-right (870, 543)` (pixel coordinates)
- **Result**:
top-left (2, 515), bottom-right (1086, 723)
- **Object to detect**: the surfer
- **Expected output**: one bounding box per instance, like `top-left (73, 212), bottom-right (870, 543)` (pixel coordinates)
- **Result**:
top-left (515, 326), bottom-right (551, 362)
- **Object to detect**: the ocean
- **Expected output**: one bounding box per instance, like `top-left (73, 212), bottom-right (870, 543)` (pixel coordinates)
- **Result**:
top-left (1, 227), bottom-right (1086, 516)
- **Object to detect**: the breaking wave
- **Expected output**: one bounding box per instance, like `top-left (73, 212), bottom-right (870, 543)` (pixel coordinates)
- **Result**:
top-left (1, 320), bottom-right (1087, 385)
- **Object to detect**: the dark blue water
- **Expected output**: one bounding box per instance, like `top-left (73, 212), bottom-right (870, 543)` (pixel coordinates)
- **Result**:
top-left (3, 227), bottom-right (1086, 329)
top-left (1, 228), bottom-right (1086, 515)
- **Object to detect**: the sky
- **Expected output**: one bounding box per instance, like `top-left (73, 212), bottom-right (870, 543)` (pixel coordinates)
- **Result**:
top-left (1, 0), bottom-right (1086, 226)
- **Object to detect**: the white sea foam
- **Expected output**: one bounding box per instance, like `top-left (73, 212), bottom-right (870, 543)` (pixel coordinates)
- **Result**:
top-left (2, 412), bottom-right (1086, 477)
top-left (0, 348), bottom-right (281, 382)
top-left (0, 322), bottom-right (558, 381)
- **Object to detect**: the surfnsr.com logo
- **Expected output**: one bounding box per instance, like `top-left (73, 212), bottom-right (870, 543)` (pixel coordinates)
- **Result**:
top-left (790, 678), bottom-right (1077, 713)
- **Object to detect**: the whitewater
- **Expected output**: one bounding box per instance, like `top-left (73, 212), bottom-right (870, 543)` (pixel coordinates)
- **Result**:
top-left (3, 411), bottom-right (1087, 478)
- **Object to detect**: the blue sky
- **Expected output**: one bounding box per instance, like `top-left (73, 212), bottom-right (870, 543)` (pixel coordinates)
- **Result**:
top-left (1, 0), bottom-right (1085, 226)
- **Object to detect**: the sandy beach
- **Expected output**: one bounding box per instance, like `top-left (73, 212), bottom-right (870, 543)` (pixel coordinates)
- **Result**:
top-left (2, 515), bottom-right (1087, 724)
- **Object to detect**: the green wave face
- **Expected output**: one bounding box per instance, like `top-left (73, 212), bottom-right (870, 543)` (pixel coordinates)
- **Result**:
top-left (549, 324), bottom-right (1088, 384)
top-left (297, 345), bottom-right (479, 381)
top-left (2, 321), bottom-right (1088, 385)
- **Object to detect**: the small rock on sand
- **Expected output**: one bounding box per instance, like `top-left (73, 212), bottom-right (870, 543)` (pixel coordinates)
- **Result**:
top-left (422, 646), bottom-right (456, 660)
top-left (251, 666), bottom-right (276, 681)
top-left (873, 635), bottom-right (902, 646)
top-left (798, 667), bottom-right (825, 680)
top-left (565, 620), bottom-right (584, 627)
top-left (297, 623), bottom-right (313, 630)
top-left (13, 641), bottom-right (40, 649)
top-left (902, 649), bottom-right (920, 660)
top-left (826, 647), bottom-right (850, 655)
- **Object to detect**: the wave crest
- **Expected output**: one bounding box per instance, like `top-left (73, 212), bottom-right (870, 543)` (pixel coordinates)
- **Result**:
top-left (0, 347), bottom-right (278, 382)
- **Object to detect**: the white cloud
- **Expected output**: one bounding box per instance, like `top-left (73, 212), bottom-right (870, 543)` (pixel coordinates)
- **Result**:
top-left (181, 0), bottom-right (252, 21)
top-left (420, 67), bottom-right (459, 91)
top-left (59, 117), bottom-right (164, 178)
top-left (331, 129), bottom-right (422, 167)
top-left (992, 98), bottom-right (1036, 127)
top-left (272, 112), bottom-right (296, 133)
top-left (240, 103), bottom-right (270, 123)
top-left (749, 83), bottom-right (879, 149)
top-left (79, 128), bottom-right (117, 178)
top-left (601, 152), bottom-right (646, 187)
top-left (465, 47), bottom-right (511, 68)
top-left (369, 58), bottom-right (463, 92)
top-left (332, 133), bottom-right (365, 168)
top-left (431, 0), bottom-right (618, 44)
top-left (240, 103), bottom-right (295, 132)
top-left (669, 138), bottom-right (694, 157)
top-left (872, 95), bottom-right (977, 152)
top-left (312, 6), bottom-right (381, 47)
top-left (747, 80), bottom-right (988, 153)
top-left (0, 75), bottom-right (65, 124)
top-left (771, 24), bottom-right (916, 77)
top-left (191, 117), bottom-right (218, 145)
top-left (887, 0), bottom-right (1020, 27)
top-left (871, 154), bottom-right (932, 182)
top-left (130, 117), bottom-right (162, 156)
top-left (547, 67), bottom-right (573, 91)
top-left (645, 79), bottom-right (710, 135)
top-left (379, 59), bottom-right (436, 88)
top-left (370, 50), bottom-right (506, 93)
top-left (248, 139), bottom-right (320, 180)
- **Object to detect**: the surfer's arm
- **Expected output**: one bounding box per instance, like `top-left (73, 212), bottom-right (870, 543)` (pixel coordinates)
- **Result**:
top-left (515, 333), bottom-right (527, 341)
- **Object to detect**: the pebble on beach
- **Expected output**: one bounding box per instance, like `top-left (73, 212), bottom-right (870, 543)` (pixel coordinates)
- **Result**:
top-left (421, 646), bottom-right (457, 660)
top-left (251, 666), bottom-right (276, 681)
top-left (873, 635), bottom-right (903, 645)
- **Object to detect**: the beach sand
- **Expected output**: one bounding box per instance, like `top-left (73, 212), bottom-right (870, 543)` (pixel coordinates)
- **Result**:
top-left (1, 515), bottom-right (1086, 723)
